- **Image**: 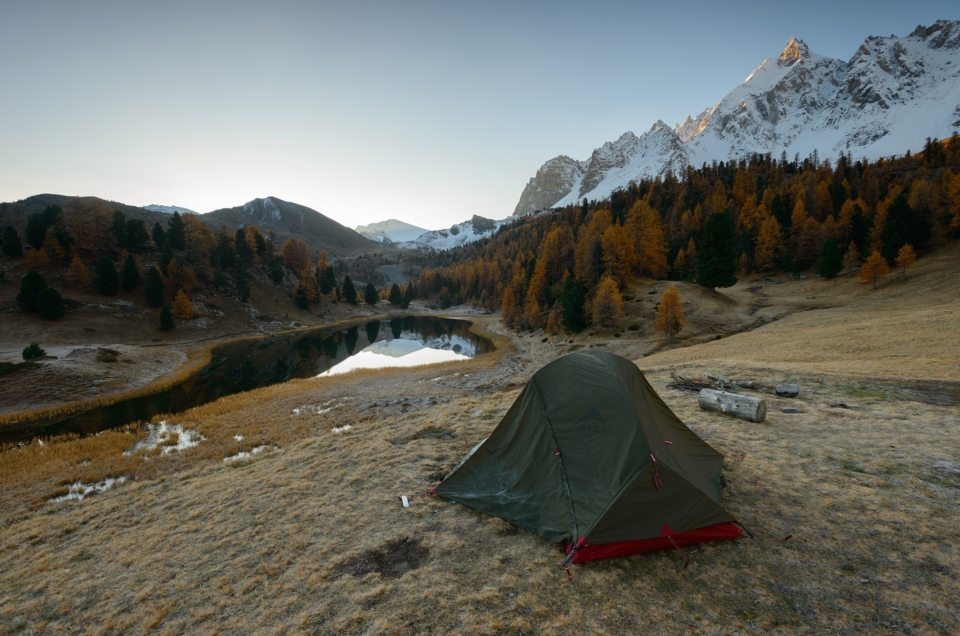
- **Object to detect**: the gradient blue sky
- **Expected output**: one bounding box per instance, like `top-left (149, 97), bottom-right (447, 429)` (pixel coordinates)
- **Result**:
top-left (1, 1), bottom-right (955, 229)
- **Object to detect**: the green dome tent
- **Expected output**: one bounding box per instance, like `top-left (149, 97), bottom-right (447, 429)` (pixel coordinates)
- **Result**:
top-left (433, 350), bottom-right (744, 564)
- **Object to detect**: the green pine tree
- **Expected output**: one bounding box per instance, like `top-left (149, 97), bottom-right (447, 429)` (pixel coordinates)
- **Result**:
top-left (342, 275), bottom-right (358, 305)
top-left (364, 282), bottom-right (379, 305)
top-left (234, 229), bottom-right (253, 264)
top-left (401, 283), bottom-right (414, 309)
top-left (111, 211), bottom-right (128, 249)
top-left (880, 193), bottom-right (931, 264)
top-left (388, 283), bottom-right (402, 305)
top-left (268, 255), bottom-right (285, 284)
top-left (561, 275), bottom-right (587, 333)
top-left (2, 226), bottom-right (23, 257)
top-left (294, 285), bottom-right (310, 310)
top-left (126, 218), bottom-right (149, 250)
top-left (816, 237), bottom-right (843, 279)
top-left (696, 211), bottom-right (738, 290)
top-left (159, 305), bottom-right (175, 330)
top-left (145, 266), bottom-right (165, 307)
top-left (320, 266), bottom-right (337, 295)
top-left (234, 263), bottom-right (250, 302)
top-left (93, 257), bottom-right (120, 295)
top-left (160, 242), bottom-right (174, 273)
top-left (16, 271), bottom-right (48, 312)
top-left (151, 222), bottom-right (167, 250)
top-left (166, 211), bottom-right (186, 250)
top-left (38, 287), bottom-right (66, 319)
top-left (121, 255), bottom-right (139, 292)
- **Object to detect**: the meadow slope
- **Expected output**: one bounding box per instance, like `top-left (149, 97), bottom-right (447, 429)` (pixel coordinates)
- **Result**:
top-left (1, 247), bottom-right (958, 634)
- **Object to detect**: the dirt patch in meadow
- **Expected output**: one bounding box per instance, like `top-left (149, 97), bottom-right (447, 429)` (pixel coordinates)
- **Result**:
top-left (332, 537), bottom-right (430, 581)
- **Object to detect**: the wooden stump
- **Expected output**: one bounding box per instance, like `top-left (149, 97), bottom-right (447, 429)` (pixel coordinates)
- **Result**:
top-left (698, 389), bottom-right (767, 423)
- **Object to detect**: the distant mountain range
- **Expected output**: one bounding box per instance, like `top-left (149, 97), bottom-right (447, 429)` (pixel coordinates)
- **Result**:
top-left (393, 215), bottom-right (509, 251)
top-left (513, 19), bottom-right (960, 216)
top-left (355, 219), bottom-right (429, 243)
top-left (356, 215), bottom-right (509, 251)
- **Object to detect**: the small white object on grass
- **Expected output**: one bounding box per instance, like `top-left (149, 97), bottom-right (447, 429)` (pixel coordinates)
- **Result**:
top-left (401, 496), bottom-right (409, 508)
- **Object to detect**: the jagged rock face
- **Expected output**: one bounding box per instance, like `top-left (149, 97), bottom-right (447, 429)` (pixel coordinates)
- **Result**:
top-left (514, 20), bottom-right (960, 215)
top-left (578, 132), bottom-right (640, 198)
top-left (513, 155), bottom-right (586, 217)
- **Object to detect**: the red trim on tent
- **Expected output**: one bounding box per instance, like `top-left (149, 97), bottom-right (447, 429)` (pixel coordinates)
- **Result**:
top-left (564, 521), bottom-right (744, 564)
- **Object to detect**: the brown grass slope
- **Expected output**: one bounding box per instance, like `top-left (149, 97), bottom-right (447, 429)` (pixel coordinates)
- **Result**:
top-left (1, 252), bottom-right (959, 634)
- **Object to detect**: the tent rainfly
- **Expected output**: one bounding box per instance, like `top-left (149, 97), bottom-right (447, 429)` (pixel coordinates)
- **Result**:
top-left (433, 350), bottom-right (745, 565)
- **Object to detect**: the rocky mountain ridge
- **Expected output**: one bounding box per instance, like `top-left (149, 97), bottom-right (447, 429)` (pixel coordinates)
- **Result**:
top-left (514, 20), bottom-right (960, 216)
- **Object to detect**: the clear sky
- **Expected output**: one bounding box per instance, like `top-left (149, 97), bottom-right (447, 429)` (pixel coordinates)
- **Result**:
top-left (0, 1), bottom-right (955, 230)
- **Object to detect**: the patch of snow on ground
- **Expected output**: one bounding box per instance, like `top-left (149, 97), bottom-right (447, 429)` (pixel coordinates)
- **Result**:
top-left (124, 421), bottom-right (205, 455)
top-left (292, 399), bottom-right (344, 416)
top-left (234, 434), bottom-right (243, 441)
top-left (332, 425), bottom-right (352, 433)
top-left (224, 445), bottom-right (271, 462)
top-left (52, 477), bottom-right (126, 503)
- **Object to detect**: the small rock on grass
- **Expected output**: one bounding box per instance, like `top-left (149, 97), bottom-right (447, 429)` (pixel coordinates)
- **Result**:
top-left (780, 407), bottom-right (801, 414)
top-left (776, 384), bottom-right (800, 397)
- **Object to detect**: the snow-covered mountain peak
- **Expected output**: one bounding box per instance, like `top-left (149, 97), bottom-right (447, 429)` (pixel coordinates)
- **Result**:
top-left (513, 20), bottom-right (960, 217)
top-left (778, 37), bottom-right (809, 66)
top-left (242, 197), bottom-right (284, 222)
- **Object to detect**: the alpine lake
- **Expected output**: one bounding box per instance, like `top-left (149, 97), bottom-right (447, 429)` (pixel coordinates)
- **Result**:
top-left (3, 316), bottom-right (493, 444)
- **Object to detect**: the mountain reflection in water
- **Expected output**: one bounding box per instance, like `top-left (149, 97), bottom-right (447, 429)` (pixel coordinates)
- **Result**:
top-left (2, 316), bottom-right (491, 444)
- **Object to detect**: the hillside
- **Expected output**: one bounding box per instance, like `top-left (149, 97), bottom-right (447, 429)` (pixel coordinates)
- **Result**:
top-left (0, 194), bottom-right (178, 235)
top-left (515, 19), bottom-right (960, 215)
top-left (1, 244), bottom-right (957, 633)
top-left (204, 196), bottom-right (378, 257)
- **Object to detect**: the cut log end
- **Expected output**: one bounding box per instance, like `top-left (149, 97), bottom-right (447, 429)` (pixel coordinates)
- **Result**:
top-left (698, 389), bottom-right (767, 423)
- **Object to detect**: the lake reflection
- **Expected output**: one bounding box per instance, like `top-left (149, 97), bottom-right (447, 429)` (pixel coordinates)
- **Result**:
top-left (318, 332), bottom-right (471, 376)
top-left (2, 316), bottom-right (491, 443)
top-left (315, 317), bottom-right (484, 376)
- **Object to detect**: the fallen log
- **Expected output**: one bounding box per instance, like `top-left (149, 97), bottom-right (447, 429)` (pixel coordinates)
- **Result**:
top-left (698, 389), bottom-right (767, 423)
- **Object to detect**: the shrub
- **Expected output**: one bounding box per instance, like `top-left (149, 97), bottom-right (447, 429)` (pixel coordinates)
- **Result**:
top-left (22, 342), bottom-right (45, 360)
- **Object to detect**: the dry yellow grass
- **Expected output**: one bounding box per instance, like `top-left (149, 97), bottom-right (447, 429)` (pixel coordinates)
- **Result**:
top-left (1, 250), bottom-right (959, 634)
top-left (643, 245), bottom-right (960, 382)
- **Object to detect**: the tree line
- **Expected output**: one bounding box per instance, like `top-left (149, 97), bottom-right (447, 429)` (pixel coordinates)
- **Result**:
top-left (407, 135), bottom-right (960, 332)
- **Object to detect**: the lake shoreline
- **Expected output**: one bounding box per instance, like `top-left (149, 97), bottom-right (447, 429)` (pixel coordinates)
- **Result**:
top-left (0, 313), bottom-right (499, 444)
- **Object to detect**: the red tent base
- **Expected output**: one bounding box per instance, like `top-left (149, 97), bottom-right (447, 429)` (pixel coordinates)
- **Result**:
top-left (565, 521), bottom-right (745, 564)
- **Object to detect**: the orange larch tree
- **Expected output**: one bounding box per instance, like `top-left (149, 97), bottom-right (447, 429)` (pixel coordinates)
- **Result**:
top-left (859, 251), bottom-right (890, 289)
top-left (653, 285), bottom-right (685, 343)
top-left (591, 277), bottom-right (624, 329)
top-left (753, 215), bottom-right (783, 271)
top-left (171, 289), bottom-right (195, 319)
top-left (895, 243), bottom-right (916, 279)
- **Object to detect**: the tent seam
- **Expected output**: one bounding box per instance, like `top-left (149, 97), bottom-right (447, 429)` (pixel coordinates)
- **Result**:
top-left (531, 377), bottom-right (579, 542)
